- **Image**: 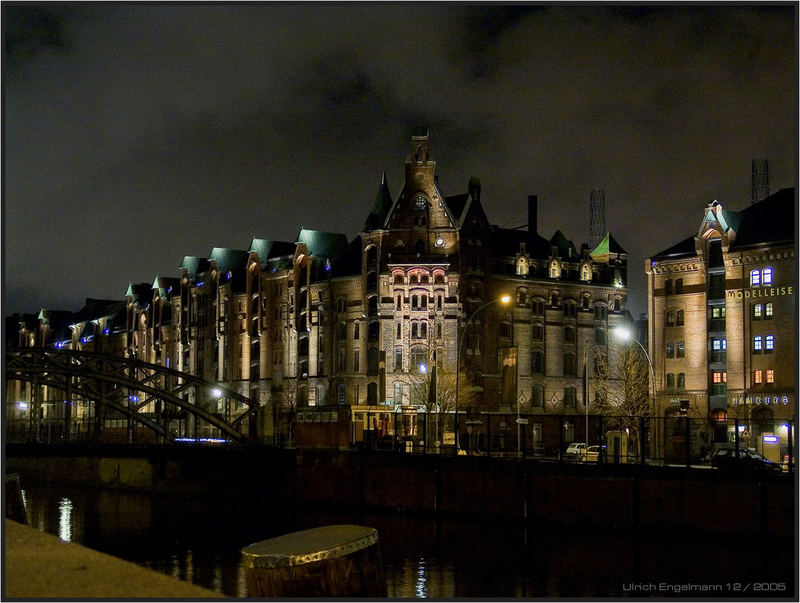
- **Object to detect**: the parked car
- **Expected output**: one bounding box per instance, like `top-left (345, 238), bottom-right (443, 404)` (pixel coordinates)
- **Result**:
top-left (711, 447), bottom-right (782, 473)
top-left (565, 442), bottom-right (586, 459)
top-left (580, 445), bottom-right (601, 463)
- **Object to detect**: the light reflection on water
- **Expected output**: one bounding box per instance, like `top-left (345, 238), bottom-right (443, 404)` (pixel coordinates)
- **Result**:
top-left (57, 497), bottom-right (72, 542)
top-left (19, 481), bottom-right (793, 599)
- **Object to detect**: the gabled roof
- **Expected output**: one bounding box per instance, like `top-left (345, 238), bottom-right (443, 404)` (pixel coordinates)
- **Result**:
top-left (649, 235), bottom-right (696, 261)
top-left (126, 282), bottom-right (152, 302)
top-left (364, 172), bottom-right (393, 230)
top-left (209, 248), bottom-right (249, 273)
top-left (550, 230), bottom-right (578, 259)
top-left (179, 256), bottom-right (211, 279)
top-left (444, 193), bottom-right (469, 224)
top-left (296, 229), bottom-right (348, 261)
top-left (152, 277), bottom-right (179, 298)
top-left (490, 227), bottom-right (552, 259)
top-left (72, 299), bottom-right (124, 324)
top-left (590, 232), bottom-right (627, 258)
top-left (730, 188), bottom-right (795, 249)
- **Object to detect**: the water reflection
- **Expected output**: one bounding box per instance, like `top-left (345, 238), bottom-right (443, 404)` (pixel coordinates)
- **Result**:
top-left (415, 557), bottom-right (427, 599)
top-left (57, 497), bottom-right (73, 542)
top-left (18, 481), bottom-right (794, 599)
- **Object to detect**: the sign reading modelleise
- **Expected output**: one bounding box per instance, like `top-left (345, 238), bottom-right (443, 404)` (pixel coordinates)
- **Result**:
top-left (727, 286), bottom-right (793, 299)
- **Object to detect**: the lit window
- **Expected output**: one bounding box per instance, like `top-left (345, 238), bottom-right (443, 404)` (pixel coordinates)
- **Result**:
top-left (765, 303), bottom-right (773, 318)
top-left (712, 372), bottom-right (726, 383)
top-left (762, 267), bottom-right (773, 285)
top-left (666, 342), bottom-right (674, 358)
top-left (712, 339), bottom-right (727, 350)
top-left (753, 336), bottom-right (762, 352)
top-left (766, 369), bottom-right (774, 383)
top-left (750, 269), bottom-right (761, 286)
top-left (753, 370), bottom-right (763, 384)
top-left (752, 304), bottom-right (762, 319)
top-left (765, 335), bottom-right (774, 351)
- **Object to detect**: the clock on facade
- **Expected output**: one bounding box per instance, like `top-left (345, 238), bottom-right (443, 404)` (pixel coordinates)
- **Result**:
top-left (435, 237), bottom-right (445, 247)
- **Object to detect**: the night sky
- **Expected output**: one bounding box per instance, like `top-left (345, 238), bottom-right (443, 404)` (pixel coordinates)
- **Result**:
top-left (4, 4), bottom-right (796, 319)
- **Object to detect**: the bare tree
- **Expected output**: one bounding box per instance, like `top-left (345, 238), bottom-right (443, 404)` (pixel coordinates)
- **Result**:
top-left (275, 377), bottom-right (298, 446)
top-left (591, 341), bottom-right (650, 456)
top-left (400, 347), bottom-right (478, 446)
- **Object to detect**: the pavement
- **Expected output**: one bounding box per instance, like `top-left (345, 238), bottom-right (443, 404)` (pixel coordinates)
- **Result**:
top-left (4, 518), bottom-right (223, 599)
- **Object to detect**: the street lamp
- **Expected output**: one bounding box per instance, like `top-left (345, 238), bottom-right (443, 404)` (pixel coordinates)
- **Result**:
top-left (455, 294), bottom-right (511, 454)
top-left (611, 326), bottom-right (657, 460)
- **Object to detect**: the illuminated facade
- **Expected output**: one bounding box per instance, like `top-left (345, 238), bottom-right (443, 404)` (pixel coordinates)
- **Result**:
top-left (646, 188), bottom-right (795, 458)
top-left (7, 129), bottom-right (630, 442)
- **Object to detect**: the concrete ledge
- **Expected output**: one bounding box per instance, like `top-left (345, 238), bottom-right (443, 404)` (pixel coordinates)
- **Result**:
top-left (4, 519), bottom-right (222, 599)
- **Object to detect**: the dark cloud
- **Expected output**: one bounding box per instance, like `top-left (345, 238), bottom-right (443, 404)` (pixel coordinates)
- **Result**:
top-left (3, 5), bottom-right (795, 319)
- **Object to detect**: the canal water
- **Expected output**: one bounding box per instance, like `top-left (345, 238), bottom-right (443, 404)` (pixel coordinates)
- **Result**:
top-left (19, 480), bottom-right (793, 598)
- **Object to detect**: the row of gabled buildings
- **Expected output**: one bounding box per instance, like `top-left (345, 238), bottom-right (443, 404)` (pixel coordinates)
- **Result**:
top-left (7, 129), bottom-right (631, 447)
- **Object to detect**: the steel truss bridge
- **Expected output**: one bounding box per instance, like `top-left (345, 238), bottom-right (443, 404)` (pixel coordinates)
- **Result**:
top-left (5, 348), bottom-right (258, 443)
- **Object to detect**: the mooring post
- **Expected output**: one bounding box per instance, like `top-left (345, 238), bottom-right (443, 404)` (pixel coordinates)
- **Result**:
top-left (240, 525), bottom-right (386, 598)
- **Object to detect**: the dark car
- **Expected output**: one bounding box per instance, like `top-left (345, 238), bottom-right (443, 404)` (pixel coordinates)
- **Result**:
top-left (711, 447), bottom-right (782, 473)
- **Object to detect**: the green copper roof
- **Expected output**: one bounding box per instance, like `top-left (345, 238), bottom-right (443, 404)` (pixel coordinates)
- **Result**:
top-left (209, 248), bottom-right (249, 273)
top-left (590, 232), bottom-right (627, 257)
top-left (296, 229), bottom-right (348, 260)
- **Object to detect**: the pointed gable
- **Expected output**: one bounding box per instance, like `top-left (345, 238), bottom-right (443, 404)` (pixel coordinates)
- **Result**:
top-left (364, 172), bottom-right (393, 230)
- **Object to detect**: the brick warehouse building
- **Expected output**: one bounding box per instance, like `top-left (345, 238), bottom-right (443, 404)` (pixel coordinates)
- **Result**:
top-left (646, 188), bottom-right (795, 462)
top-left (7, 129), bottom-right (631, 447)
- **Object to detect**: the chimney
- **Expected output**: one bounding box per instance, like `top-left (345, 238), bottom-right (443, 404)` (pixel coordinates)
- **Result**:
top-left (528, 195), bottom-right (538, 236)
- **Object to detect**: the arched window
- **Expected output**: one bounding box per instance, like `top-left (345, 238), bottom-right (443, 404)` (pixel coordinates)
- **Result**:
top-left (666, 373), bottom-right (675, 388)
top-left (394, 274), bottom-right (404, 284)
top-left (677, 341), bottom-right (685, 358)
top-left (564, 326), bottom-right (576, 344)
top-left (676, 310), bottom-right (684, 326)
top-left (762, 267), bottom-right (773, 285)
top-left (549, 260), bottom-right (560, 278)
top-left (750, 269), bottom-right (761, 286)
top-left (665, 310), bottom-right (674, 326)
top-left (677, 373), bottom-right (685, 389)
top-left (410, 275), bottom-right (418, 284)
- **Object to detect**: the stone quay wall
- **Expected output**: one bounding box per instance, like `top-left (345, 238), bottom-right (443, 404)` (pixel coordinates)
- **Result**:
top-left (5, 444), bottom-right (792, 535)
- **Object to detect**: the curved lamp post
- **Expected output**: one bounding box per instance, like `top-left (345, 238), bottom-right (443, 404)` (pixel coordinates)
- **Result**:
top-left (611, 326), bottom-right (658, 461)
top-left (454, 294), bottom-right (511, 454)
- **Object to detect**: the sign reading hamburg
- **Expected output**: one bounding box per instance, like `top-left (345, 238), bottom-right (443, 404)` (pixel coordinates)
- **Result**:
top-left (727, 285), bottom-right (793, 299)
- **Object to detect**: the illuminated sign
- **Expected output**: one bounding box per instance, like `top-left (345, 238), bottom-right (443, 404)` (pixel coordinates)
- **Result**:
top-left (727, 286), bottom-right (793, 299)
top-left (762, 435), bottom-right (779, 443)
